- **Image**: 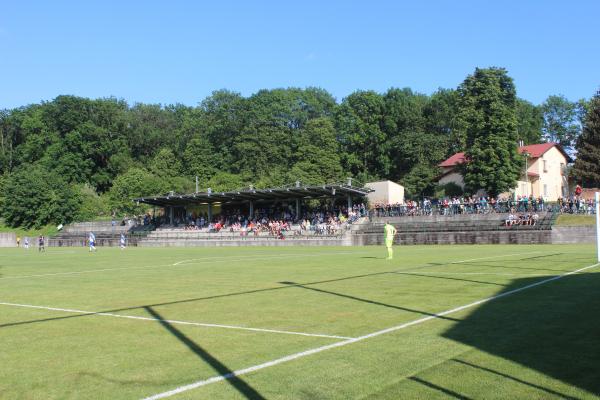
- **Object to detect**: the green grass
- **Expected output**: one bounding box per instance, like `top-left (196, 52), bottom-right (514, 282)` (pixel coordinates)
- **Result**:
top-left (555, 214), bottom-right (596, 226)
top-left (1, 244), bottom-right (599, 399)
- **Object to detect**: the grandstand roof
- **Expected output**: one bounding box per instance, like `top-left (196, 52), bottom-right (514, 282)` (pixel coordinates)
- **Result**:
top-left (135, 183), bottom-right (373, 207)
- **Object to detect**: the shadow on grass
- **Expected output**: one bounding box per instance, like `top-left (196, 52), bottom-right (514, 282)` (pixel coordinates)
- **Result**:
top-left (443, 272), bottom-right (600, 397)
top-left (280, 281), bottom-right (460, 322)
top-left (145, 306), bottom-right (265, 400)
top-left (408, 376), bottom-right (473, 399)
top-left (450, 359), bottom-right (578, 400)
top-left (393, 271), bottom-right (504, 286)
top-left (0, 270), bottom-right (400, 329)
top-left (447, 261), bottom-right (571, 273)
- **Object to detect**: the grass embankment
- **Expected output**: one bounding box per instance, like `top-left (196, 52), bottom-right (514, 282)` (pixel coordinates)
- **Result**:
top-left (555, 214), bottom-right (596, 226)
top-left (0, 220), bottom-right (58, 238)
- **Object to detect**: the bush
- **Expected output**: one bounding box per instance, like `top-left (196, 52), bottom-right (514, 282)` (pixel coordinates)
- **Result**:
top-left (75, 184), bottom-right (110, 220)
top-left (108, 168), bottom-right (168, 215)
top-left (2, 166), bottom-right (81, 228)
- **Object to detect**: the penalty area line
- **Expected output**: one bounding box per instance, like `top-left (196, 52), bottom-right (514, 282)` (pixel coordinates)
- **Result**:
top-left (0, 302), bottom-right (352, 340)
top-left (141, 261), bottom-right (600, 400)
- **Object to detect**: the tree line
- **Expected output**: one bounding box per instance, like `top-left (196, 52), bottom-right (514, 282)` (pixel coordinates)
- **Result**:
top-left (0, 67), bottom-right (594, 228)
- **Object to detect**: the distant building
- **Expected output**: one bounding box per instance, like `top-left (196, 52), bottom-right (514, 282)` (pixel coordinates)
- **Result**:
top-left (438, 143), bottom-right (572, 201)
top-left (365, 180), bottom-right (404, 205)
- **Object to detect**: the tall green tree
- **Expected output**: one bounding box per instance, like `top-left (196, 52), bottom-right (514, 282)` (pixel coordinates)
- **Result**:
top-left (149, 148), bottom-right (182, 178)
top-left (541, 95), bottom-right (584, 151)
top-left (336, 90), bottom-right (388, 179)
top-left (423, 88), bottom-right (460, 154)
top-left (457, 67), bottom-right (522, 196)
top-left (232, 87), bottom-right (337, 178)
top-left (289, 117), bottom-right (343, 184)
top-left (183, 136), bottom-right (219, 186)
top-left (572, 90), bottom-right (600, 187)
top-left (198, 90), bottom-right (244, 169)
top-left (516, 98), bottom-right (543, 144)
top-left (402, 163), bottom-right (438, 198)
top-left (382, 88), bottom-right (430, 179)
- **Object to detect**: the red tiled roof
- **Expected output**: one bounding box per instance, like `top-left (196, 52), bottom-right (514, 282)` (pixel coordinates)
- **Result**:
top-left (438, 142), bottom-right (571, 167)
top-left (439, 152), bottom-right (467, 167)
top-left (519, 143), bottom-right (555, 158)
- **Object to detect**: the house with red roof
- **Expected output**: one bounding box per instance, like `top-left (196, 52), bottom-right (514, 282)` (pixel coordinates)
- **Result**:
top-left (438, 143), bottom-right (572, 201)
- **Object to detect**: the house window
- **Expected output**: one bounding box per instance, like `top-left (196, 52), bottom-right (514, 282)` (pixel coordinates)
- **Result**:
top-left (544, 184), bottom-right (547, 197)
top-left (543, 160), bottom-right (548, 172)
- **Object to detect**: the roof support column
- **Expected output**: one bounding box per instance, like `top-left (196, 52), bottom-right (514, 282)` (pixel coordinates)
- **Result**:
top-left (347, 195), bottom-right (352, 214)
top-left (169, 206), bottom-right (174, 225)
top-left (295, 198), bottom-right (300, 221)
top-left (208, 203), bottom-right (213, 223)
top-left (249, 201), bottom-right (254, 220)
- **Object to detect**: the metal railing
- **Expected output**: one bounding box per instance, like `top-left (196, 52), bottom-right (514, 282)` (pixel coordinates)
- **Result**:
top-left (369, 201), bottom-right (596, 218)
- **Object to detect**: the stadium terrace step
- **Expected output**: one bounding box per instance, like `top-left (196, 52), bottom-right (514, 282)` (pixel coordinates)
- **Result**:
top-left (352, 212), bottom-right (557, 245)
top-left (138, 237), bottom-right (350, 247)
top-left (48, 221), bottom-right (139, 247)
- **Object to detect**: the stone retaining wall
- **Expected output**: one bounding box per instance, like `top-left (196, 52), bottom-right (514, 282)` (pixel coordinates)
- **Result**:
top-left (551, 226), bottom-right (595, 244)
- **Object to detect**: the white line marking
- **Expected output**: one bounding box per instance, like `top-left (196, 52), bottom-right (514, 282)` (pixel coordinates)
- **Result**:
top-left (171, 251), bottom-right (364, 266)
top-left (0, 264), bottom-right (172, 280)
top-left (0, 302), bottom-right (352, 340)
top-left (448, 251), bottom-right (543, 264)
top-left (141, 261), bottom-right (600, 400)
top-left (399, 272), bottom-right (546, 276)
top-left (0, 251), bottom-right (366, 280)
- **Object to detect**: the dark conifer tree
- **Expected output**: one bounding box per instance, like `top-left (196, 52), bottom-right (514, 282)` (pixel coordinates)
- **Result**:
top-left (572, 90), bottom-right (600, 187)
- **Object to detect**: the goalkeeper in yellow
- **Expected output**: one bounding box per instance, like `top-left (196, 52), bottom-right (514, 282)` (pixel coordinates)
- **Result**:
top-left (383, 221), bottom-right (397, 260)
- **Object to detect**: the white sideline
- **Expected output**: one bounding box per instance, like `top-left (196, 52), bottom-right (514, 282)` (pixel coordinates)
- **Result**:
top-left (448, 251), bottom-right (543, 264)
top-left (0, 251), bottom-right (364, 280)
top-left (141, 261), bottom-right (600, 400)
top-left (0, 252), bottom-right (365, 280)
top-left (171, 251), bottom-right (363, 266)
top-left (399, 271), bottom-right (548, 276)
top-left (0, 302), bottom-right (352, 340)
top-left (0, 250), bottom-right (542, 281)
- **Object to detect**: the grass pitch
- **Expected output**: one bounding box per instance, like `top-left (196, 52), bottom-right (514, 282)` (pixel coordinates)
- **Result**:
top-left (1, 244), bottom-right (599, 399)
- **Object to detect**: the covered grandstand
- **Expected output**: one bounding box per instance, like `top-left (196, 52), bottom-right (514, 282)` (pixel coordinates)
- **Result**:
top-left (134, 181), bottom-right (373, 225)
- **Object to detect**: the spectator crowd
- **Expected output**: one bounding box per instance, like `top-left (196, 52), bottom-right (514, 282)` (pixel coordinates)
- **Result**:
top-left (371, 194), bottom-right (596, 217)
top-left (137, 203), bottom-right (368, 238)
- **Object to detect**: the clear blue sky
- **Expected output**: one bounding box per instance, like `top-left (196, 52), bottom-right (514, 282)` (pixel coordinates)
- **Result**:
top-left (1, 1), bottom-right (599, 109)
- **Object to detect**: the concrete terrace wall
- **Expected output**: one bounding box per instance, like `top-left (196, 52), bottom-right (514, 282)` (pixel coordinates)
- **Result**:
top-left (551, 226), bottom-right (595, 244)
top-left (352, 230), bottom-right (552, 246)
top-left (139, 238), bottom-right (350, 247)
top-left (0, 232), bottom-right (16, 247)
